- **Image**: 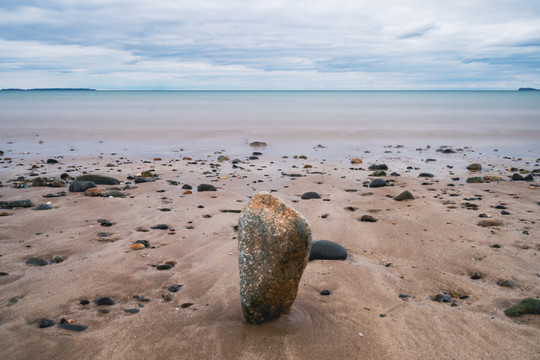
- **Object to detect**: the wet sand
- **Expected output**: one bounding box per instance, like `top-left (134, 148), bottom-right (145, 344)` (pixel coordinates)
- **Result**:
top-left (0, 142), bottom-right (539, 359)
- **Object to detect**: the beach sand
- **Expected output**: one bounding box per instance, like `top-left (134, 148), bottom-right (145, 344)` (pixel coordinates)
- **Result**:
top-left (0, 142), bottom-right (538, 359)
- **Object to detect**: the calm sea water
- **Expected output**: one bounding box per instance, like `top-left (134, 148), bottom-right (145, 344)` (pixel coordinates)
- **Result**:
top-left (1, 90), bottom-right (539, 158)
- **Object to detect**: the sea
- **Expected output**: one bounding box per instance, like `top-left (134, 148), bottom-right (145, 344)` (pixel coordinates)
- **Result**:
top-left (1, 90), bottom-right (539, 160)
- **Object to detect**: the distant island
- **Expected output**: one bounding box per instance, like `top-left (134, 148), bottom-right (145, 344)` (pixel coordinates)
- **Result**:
top-left (1, 88), bottom-right (96, 91)
top-left (517, 87), bottom-right (539, 91)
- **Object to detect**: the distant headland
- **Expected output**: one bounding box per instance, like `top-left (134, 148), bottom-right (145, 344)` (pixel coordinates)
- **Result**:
top-left (517, 87), bottom-right (539, 91)
top-left (0, 88), bottom-right (96, 91)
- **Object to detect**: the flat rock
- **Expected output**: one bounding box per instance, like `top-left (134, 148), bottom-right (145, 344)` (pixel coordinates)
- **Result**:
top-left (466, 177), bottom-right (484, 183)
top-left (75, 174), bottom-right (120, 185)
top-left (38, 318), bottom-right (56, 328)
top-left (301, 191), bottom-right (321, 200)
top-left (467, 163), bottom-right (482, 171)
top-left (33, 204), bottom-right (52, 210)
top-left (134, 177), bottom-right (155, 183)
top-left (368, 164), bottom-right (388, 170)
top-left (434, 294), bottom-right (451, 303)
top-left (0, 199), bottom-right (33, 209)
top-left (360, 215), bottom-right (378, 222)
top-left (25, 257), bottom-right (48, 266)
top-left (498, 280), bottom-right (516, 287)
top-left (238, 192), bottom-right (311, 324)
top-left (309, 240), bottom-right (347, 260)
top-left (85, 188), bottom-right (101, 197)
top-left (394, 190), bottom-right (414, 201)
top-left (69, 181), bottom-right (97, 192)
top-left (105, 190), bottom-right (124, 197)
top-left (58, 319), bottom-right (88, 332)
top-left (93, 297), bottom-right (115, 306)
top-left (418, 173), bottom-right (434, 178)
top-left (511, 173), bottom-right (524, 181)
top-left (197, 184), bottom-right (217, 192)
top-left (369, 178), bottom-right (386, 188)
top-left (504, 298), bottom-right (540, 316)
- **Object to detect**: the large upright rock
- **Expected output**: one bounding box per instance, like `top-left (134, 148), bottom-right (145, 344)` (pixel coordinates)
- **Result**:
top-left (238, 192), bottom-right (311, 324)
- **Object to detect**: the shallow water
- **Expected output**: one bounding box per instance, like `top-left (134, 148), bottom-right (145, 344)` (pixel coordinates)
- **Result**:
top-left (1, 90), bottom-right (539, 159)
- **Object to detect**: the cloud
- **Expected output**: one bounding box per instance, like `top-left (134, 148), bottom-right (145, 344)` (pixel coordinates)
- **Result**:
top-left (0, 0), bottom-right (539, 89)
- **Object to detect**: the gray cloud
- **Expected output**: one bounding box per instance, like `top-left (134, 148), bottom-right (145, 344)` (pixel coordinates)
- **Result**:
top-left (0, 0), bottom-right (539, 89)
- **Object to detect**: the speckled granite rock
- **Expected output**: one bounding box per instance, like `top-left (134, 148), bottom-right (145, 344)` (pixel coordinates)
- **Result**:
top-left (238, 192), bottom-right (311, 324)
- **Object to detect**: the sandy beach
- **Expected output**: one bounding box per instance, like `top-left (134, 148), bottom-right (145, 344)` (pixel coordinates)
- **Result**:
top-left (0, 139), bottom-right (538, 360)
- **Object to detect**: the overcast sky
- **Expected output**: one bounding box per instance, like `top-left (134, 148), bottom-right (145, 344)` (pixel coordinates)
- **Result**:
top-left (1, 0), bottom-right (539, 90)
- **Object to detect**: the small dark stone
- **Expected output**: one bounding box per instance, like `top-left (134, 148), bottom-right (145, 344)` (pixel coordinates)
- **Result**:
top-left (152, 224), bottom-right (169, 230)
top-left (418, 173), bottom-right (434, 178)
top-left (38, 318), bottom-right (56, 328)
top-left (58, 319), bottom-right (88, 332)
top-left (368, 164), bottom-right (388, 171)
top-left (135, 240), bottom-right (150, 248)
top-left (100, 220), bottom-right (112, 227)
top-left (97, 232), bottom-right (110, 237)
top-left (394, 190), bottom-right (414, 201)
top-left (46, 159), bottom-right (58, 164)
top-left (80, 299), bottom-right (90, 305)
top-left (180, 302), bottom-right (194, 308)
top-left (301, 192), bottom-right (321, 200)
top-left (470, 272), bottom-right (482, 280)
top-left (511, 173), bottom-right (524, 181)
top-left (490, 244), bottom-right (501, 248)
top-left (167, 284), bottom-right (182, 292)
top-left (399, 294), bottom-right (412, 300)
top-left (124, 309), bottom-right (140, 314)
top-left (434, 294), bottom-right (451, 303)
top-left (369, 178), bottom-right (386, 188)
top-left (25, 257), bottom-right (48, 266)
top-left (501, 210), bottom-right (510, 215)
top-left (33, 204), bottom-right (52, 210)
top-left (360, 215), bottom-right (378, 222)
top-left (0, 272), bottom-right (8, 276)
top-left (93, 297), bottom-right (115, 306)
top-left (498, 280), bottom-right (516, 287)
top-left (156, 264), bottom-right (173, 270)
top-left (309, 240), bottom-right (347, 261)
top-left (320, 290), bottom-right (331, 296)
top-left (523, 174), bottom-right (534, 181)
top-left (197, 184), bottom-right (217, 192)
top-left (182, 184), bottom-right (192, 190)
top-left (134, 177), bottom-right (154, 183)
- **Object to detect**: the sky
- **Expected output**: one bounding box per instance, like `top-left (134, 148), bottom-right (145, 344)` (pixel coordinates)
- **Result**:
top-left (0, 0), bottom-right (539, 90)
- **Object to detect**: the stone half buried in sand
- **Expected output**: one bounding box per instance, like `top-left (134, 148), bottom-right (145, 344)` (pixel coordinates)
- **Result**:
top-left (238, 192), bottom-right (311, 324)
top-left (394, 190), bottom-right (414, 201)
top-left (309, 240), bottom-right (347, 261)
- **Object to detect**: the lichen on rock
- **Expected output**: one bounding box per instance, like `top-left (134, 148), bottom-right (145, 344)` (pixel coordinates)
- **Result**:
top-left (238, 192), bottom-right (311, 324)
